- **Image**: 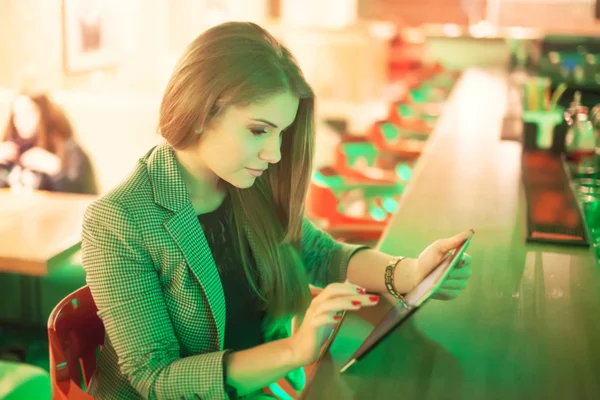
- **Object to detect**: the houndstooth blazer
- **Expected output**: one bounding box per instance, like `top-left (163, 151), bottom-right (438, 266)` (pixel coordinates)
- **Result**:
top-left (81, 141), bottom-right (366, 400)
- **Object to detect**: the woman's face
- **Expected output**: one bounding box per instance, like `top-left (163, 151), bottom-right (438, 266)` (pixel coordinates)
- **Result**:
top-left (12, 95), bottom-right (41, 139)
top-left (194, 90), bottom-right (300, 189)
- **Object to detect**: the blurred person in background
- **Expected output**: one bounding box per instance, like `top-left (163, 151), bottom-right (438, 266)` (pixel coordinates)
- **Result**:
top-left (0, 91), bottom-right (97, 194)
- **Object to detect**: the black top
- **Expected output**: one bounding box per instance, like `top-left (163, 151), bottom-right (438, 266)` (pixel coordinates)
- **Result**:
top-left (0, 138), bottom-right (98, 194)
top-left (197, 194), bottom-right (265, 352)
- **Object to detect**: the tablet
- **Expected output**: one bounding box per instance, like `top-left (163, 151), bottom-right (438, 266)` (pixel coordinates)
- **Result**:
top-left (337, 234), bottom-right (472, 373)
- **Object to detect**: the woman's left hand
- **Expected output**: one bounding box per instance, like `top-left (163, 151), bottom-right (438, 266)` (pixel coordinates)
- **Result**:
top-left (20, 147), bottom-right (61, 176)
top-left (416, 230), bottom-right (473, 301)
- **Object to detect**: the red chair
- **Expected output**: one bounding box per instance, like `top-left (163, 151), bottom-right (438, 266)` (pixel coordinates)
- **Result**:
top-left (388, 103), bottom-right (435, 132)
top-left (48, 287), bottom-right (309, 399)
top-left (47, 285), bottom-right (104, 399)
top-left (334, 142), bottom-right (402, 185)
top-left (366, 121), bottom-right (426, 159)
top-left (305, 176), bottom-right (391, 242)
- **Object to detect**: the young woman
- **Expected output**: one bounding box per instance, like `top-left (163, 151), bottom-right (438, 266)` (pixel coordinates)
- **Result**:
top-left (81, 22), bottom-right (473, 400)
top-left (0, 91), bottom-right (97, 194)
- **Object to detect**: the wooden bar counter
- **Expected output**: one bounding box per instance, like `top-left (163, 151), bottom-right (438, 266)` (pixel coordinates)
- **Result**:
top-left (301, 69), bottom-right (600, 399)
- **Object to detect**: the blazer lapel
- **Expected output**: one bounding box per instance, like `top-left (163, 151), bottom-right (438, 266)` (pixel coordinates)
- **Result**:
top-left (146, 142), bottom-right (226, 349)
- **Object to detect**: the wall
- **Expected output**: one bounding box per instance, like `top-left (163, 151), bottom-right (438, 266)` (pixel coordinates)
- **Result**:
top-left (493, 0), bottom-right (600, 35)
top-left (358, 0), bottom-right (600, 35)
top-left (358, 0), bottom-right (476, 26)
top-left (0, 0), bottom-right (271, 94)
top-left (0, 0), bottom-right (172, 94)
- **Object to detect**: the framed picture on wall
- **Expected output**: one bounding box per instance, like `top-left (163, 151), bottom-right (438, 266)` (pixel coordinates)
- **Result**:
top-left (62, 0), bottom-right (119, 73)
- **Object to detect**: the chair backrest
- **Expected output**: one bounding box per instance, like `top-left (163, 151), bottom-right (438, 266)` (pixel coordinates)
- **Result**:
top-left (48, 285), bottom-right (105, 399)
top-left (306, 180), bottom-right (387, 242)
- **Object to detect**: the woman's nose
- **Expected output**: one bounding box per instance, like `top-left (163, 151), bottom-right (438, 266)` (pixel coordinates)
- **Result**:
top-left (259, 134), bottom-right (282, 164)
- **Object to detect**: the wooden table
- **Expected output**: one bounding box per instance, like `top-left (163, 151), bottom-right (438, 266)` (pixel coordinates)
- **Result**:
top-left (0, 189), bottom-right (95, 324)
top-left (302, 69), bottom-right (600, 399)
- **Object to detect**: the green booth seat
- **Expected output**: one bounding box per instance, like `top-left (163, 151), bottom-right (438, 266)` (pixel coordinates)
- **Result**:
top-left (337, 139), bottom-right (417, 185)
top-left (378, 122), bottom-right (431, 143)
top-left (393, 102), bottom-right (440, 125)
top-left (312, 168), bottom-right (402, 222)
top-left (312, 167), bottom-right (404, 199)
top-left (339, 141), bottom-right (379, 168)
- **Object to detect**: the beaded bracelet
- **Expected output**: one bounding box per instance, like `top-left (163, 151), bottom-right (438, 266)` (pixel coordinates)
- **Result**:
top-left (384, 256), bottom-right (410, 309)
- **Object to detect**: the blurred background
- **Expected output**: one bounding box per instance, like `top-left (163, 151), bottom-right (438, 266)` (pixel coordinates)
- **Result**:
top-left (0, 0), bottom-right (598, 192)
top-left (1, 0), bottom-right (600, 398)
top-left (0, 0), bottom-right (600, 192)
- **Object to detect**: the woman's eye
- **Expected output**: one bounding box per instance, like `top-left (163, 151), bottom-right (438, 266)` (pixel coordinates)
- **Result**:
top-left (250, 128), bottom-right (268, 136)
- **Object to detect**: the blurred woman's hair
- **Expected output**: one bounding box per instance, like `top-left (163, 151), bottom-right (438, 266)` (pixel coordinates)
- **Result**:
top-left (158, 21), bottom-right (315, 337)
top-left (1, 91), bottom-right (73, 154)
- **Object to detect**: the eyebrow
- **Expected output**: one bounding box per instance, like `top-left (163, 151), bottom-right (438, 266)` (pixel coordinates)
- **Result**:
top-left (251, 118), bottom-right (292, 130)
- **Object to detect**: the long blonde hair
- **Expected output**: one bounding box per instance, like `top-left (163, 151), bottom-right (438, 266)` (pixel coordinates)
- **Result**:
top-left (158, 22), bottom-right (314, 337)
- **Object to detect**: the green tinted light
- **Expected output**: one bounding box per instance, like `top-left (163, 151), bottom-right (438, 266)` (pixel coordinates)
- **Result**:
top-left (410, 89), bottom-right (427, 103)
top-left (395, 164), bottom-right (413, 181)
top-left (343, 143), bottom-right (377, 166)
top-left (396, 103), bottom-right (413, 117)
top-left (267, 383), bottom-right (294, 400)
top-left (312, 170), bottom-right (344, 190)
top-left (382, 197), bottom-right (399, 213)
top-left (369, 206), bottom-right (387, 221)
top-left (381, 123), bottom-right (399, 142)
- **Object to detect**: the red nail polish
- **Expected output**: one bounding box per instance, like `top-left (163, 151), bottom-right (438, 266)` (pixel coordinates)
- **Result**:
top-left (351, 300), bottom-right (361, 306)
top-left (369, 296), bottom-right (379, 302)
top-left (334, 315), bottom-right (342, 320)
top-left (357, 287), bottom-right (366, 294)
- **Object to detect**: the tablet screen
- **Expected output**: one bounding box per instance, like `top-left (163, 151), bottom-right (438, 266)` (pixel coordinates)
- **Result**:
top-left (339, 235), bottom-right (472, 373)
top-left (405, 236), bottom-right (471, 307)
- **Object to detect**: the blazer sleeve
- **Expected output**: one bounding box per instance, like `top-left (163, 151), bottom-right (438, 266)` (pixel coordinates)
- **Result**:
top-left (300, 217), bottom-right (369, 287)
top-left (82, 198), bottom-right (231, 400)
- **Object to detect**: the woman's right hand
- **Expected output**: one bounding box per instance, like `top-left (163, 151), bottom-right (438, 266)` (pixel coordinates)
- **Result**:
top-left (288, 282), bottom-right (380, 367)
top-left (0, 142), bottom-right (18, 164)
